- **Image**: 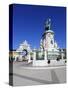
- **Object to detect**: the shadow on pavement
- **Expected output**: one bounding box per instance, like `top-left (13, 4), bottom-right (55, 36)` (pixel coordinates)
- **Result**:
top-left (51, 70), bottom-right (60, 83)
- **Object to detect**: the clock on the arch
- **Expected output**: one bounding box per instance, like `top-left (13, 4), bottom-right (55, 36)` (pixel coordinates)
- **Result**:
top-left (21, 49), bottom-right (28, 56)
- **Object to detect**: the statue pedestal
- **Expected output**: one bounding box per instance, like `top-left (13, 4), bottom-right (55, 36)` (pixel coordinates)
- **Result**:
top-left (33, 50), bottom-right (48, 66)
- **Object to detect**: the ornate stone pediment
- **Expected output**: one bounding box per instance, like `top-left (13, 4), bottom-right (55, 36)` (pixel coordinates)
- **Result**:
top-left (16, 40), bottom-right (31, 52)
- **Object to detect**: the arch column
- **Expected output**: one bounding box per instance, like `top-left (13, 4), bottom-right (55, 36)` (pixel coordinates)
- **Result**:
top-left (28, 52), bottom-right (31, 63)
top-left (33, 50), bottom-right (36, 66)
top-left (61, 49), bottom-right (64, 60)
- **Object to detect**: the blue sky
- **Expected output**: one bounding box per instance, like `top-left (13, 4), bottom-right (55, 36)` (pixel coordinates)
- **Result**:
top-left (12, 4), bottom-right (66, 49)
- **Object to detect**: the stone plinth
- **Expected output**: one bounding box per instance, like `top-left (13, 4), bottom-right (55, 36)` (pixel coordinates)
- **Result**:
top-left (33, 50), bottom-right (48, 66)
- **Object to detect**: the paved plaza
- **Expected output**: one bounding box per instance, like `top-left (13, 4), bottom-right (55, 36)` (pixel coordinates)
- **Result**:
top-left (9, 62), bottom-right (66, 86)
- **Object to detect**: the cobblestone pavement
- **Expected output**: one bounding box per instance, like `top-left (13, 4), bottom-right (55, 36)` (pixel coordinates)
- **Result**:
top-left (10, 62), bottom-right (66, 86)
